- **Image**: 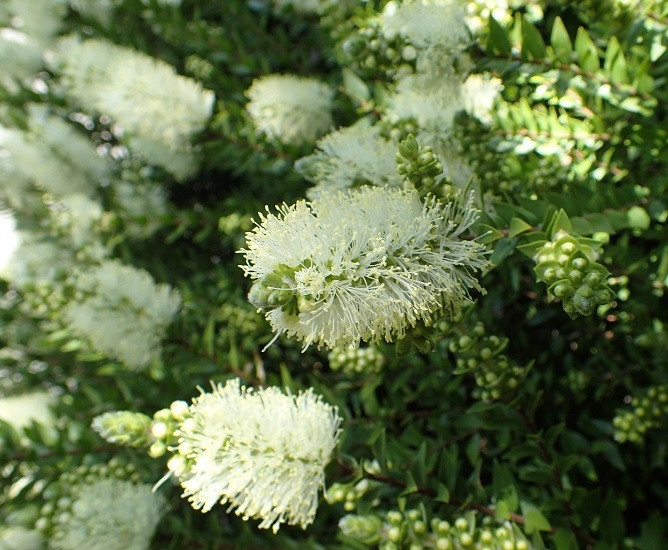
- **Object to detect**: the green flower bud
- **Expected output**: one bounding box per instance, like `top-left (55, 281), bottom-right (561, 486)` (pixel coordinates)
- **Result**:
top-left (387, 526), bottom-right (402, 542)
top-left (571, 257), bottom-right (587, 270)
top-left (92, 411), bottom-right (152, 448)
top-left (387, 511), bottom-right (403, 525)
top-left (553, 283), bottom-right (574, 299)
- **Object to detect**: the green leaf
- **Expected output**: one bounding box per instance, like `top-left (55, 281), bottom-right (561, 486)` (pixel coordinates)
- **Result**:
top-left (626, 206), bottom-right (651, 230)
top-left (520, 502), bottom-right (552, 533)
top-left (508, 217), bottom-right (533, 238)
top-left (488, 15), bottom-right (511, 55)
top-left (574, 27), bottom-right (599, 72)
top-left (550, 17), bottom-right (572, 64)
top-left (517, 239), bottom-right (548, 258)
top-left (547, 209), bottom-right (573, 238)
top-left (552, 529), bottom-right (578, 550)
top-left (600, 492), bottom-right (625, 543)
top-left (570, 216), bottom-right (594, 235)
top-left (522, 18), bottom-right (547, 59)
top-left (342, 67), bottom-right (370, 103)
top-left (436, 482), bottom-right (450, 503)
top-left (477, 224), bottom-right (505, 244)
top-left (640, 513), bottom-right (668, 550)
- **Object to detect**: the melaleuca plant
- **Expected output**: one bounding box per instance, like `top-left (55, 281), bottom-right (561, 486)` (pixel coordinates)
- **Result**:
top-left (0, 0), bottom-right (666, 548)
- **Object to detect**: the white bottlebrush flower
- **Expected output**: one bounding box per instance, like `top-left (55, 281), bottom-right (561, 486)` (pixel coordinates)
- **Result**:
top-left (52, 37), bottom-right (215, 180)
top-left (50, 479), bottom-right (165, 550)
top-left (381, 0), bottom-right (469, 52)
top-left (65, 261), bottom-right (181, 369)
top-left (0, 391), bottom-right (56, 431)
top-left (173, 379), bottom-right (341, 533)
top-left (296, 125), bottom-right (402, 198)
top-left (2, 0), bottom-right (67, 46)
top-left (0, 526), bottom-right (44, 550)
top-left (0, 211), bottom-right (20, 276)
top-left (241, 186), bottom-right (489, 349)
top-left (460, 74), bottom-right (503, 125)
top-left (47, 194), bottom-right (104, 251)
top-left (387, 71), bottom-right (463, 137)
top-left (0, 29), bottom-right (44, 85)
top-left (246, 74), bottom-right (334, 145)
top-left (0, 231), bottom-right (74, 289)
top-left (0, 107), bottom-right (108, 203)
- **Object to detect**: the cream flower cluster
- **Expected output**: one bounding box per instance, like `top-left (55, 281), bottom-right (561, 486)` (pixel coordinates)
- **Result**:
top-left (0, 231), bottom-right (74, 290)
top-left (65, 261), bottom-right (181, 369)
top-left (0, 526), bottom-right (43, 550)
top-left (245, 74), bottom-right (333, 145)
top-left (296, 125), bottom-right (402, 198)
top-left (171, 379), bottom-right (341, 533)
top-left (0, 107), bottom-right (108, 208)
top-left (0, 0), bottom-right (66, 86)
top-left (0, 391), bottom-right (56, 432)
top-left (50, 479), bottom-right (165, 550)
top-left (241, 186), bottom-right (488, 349)
top-left (381, 0), bottom-right (469, 52)
top-left (52, 37), bottom-right (215, 179)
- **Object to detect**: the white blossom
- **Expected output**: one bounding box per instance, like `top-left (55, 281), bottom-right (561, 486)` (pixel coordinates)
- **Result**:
top-left (296, 125), bottom-right (402, 198)
top-left (65, 261), bottom-right (181, 369)
top-left (51, 37), bottom-right (215, 180)
top-left (387, 70), bottom-right (463, 136)
top-left (241, 186), bottom-right (489, 349)
top-left (173, 379), bottom-right (341, 533)
top-left (0, 231), bottom-right (74, 289)
top-left (381, 0), bottom-right (469, 52)
top-left (1, 0), bottom-right (66, 47)
top-left (50, 479), bottom-right (165, 550)
top-left (0, 526), bottom-right (43, 550)
top-left (460, 74), bottom-right (503, 126)
top-left (0, 106), bottom-right (108, 206)
top-left (47, 194), bottom-right (104, 252)
top-left (0, 391), bottom-right (56, 431)
top-left (0, 211), bottom-right (20, 276)
top-left (246, 74), bottom-right (333, 145)
top-left (0, 29), bottom-right (44, 85)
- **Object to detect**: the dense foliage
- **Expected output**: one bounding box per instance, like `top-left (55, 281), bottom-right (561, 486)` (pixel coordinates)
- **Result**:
top-left (0, 0), bottom-right (666, 548)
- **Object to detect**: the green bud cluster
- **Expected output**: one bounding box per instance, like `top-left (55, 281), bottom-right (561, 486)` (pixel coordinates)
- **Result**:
top-left (20, 279), bottom-right (69, 321)
top-left (184, 54), bottom-right (215, 81)
top-left (92, 411), bottom-right (152, 448)
top-left (613, 385), bottom-right (668, 445)
top-left (219, 303), bottom-right (266, 341)
top-left (218, 212), bottom-right (253, 246)
top-left (396, 135), bottom-right (454, 201)
top-left (533, 232), bottom-right (614, 318)
top-left (329, 346), bottom-right (386, 376)
top-left (450, 114), bottom-right (570, 196)
top-left (565, 369), bottom-right (589, 395)
top-left (444, 321), bottom-right (529, 402)
top-left (381, 118), bottom-right (419, 144)
top-left (248, 268), bottom-right (297, 316)
top-left (339, 23), bottom-right (416, 79)
top-left (340, 509), bottom-right (531, 549)
top-left (34, 458), bottom-right (140, 536)
top-left (326, 479), bottom-right (372, 512)
top-left (147, 400), bottom-right (189, 459)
